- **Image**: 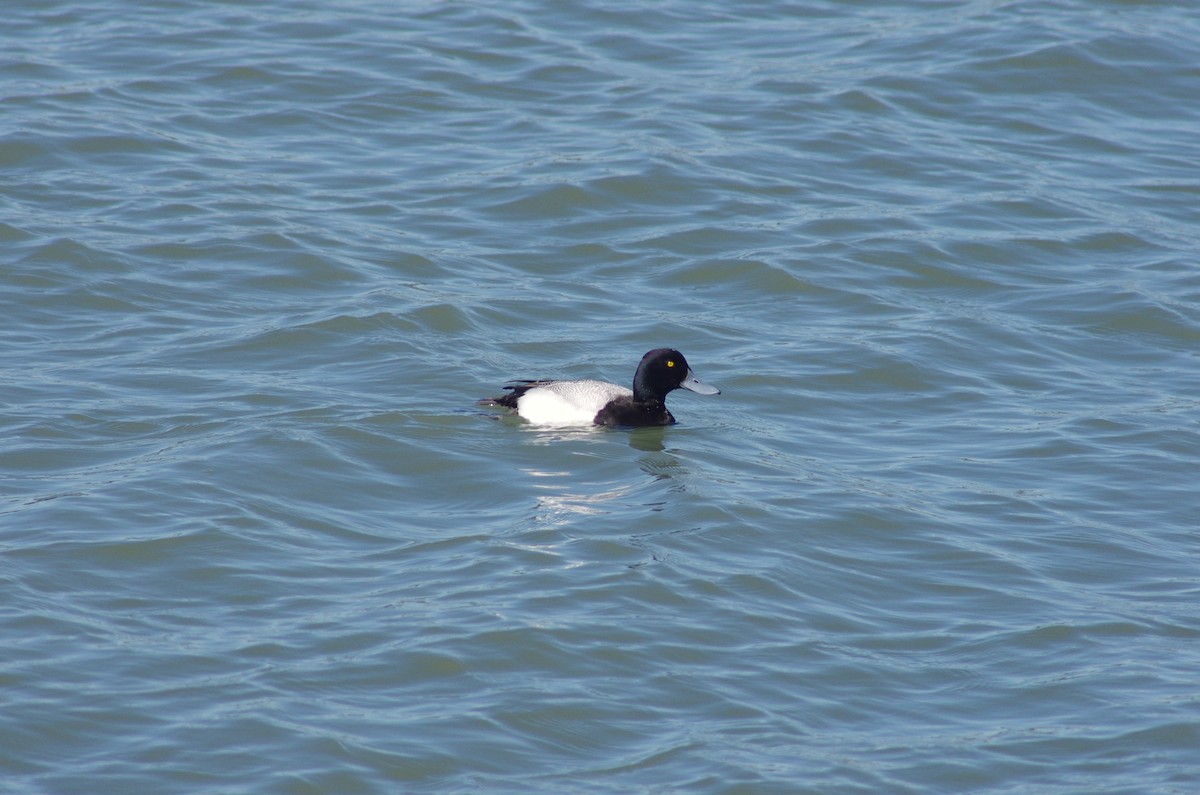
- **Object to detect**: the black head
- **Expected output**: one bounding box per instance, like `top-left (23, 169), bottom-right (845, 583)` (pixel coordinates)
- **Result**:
top-left (631, 348), bottom-right (720, 402)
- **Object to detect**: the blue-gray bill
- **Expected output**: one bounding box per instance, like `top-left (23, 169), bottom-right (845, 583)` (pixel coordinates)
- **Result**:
top-left (681, 370), bottom-right (720, 396)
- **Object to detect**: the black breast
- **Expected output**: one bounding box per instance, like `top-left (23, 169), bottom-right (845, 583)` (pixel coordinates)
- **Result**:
top-left (592, 397), bottom-right (675, 427)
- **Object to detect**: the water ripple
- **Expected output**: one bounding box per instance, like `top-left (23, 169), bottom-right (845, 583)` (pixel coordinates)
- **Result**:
top-left (4, 1), bottom-right (1200, 793)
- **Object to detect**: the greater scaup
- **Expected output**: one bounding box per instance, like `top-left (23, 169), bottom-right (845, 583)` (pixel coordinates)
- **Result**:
top-left (482, 348), bottom-right (720, 427)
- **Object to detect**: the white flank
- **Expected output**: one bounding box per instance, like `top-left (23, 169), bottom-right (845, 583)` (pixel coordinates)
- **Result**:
top-left (516, 379), bottom-right (632, 425)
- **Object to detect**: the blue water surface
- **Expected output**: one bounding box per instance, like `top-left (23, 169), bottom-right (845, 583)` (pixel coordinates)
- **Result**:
top-left (3, 1), bottom-right (1199, 793)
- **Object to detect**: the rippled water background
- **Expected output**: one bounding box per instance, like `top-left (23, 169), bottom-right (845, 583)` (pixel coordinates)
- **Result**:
top-left (4, 1), bottom-right (1199, 793)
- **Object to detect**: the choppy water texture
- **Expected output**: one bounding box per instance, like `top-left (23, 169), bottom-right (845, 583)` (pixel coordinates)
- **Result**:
top-left (4, 1), bottom-right (1200, 793)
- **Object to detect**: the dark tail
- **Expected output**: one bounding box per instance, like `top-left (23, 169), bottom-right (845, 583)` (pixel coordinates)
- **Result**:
top-left (478, 380), bottom-right (549, 410)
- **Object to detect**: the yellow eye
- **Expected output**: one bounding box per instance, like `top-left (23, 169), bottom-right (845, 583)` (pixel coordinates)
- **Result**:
top-left (666, 360), bottom-right (675, 367)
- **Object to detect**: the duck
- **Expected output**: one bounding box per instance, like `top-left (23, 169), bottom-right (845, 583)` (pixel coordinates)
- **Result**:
top-left (482, 348), bottom-right (720, 427)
